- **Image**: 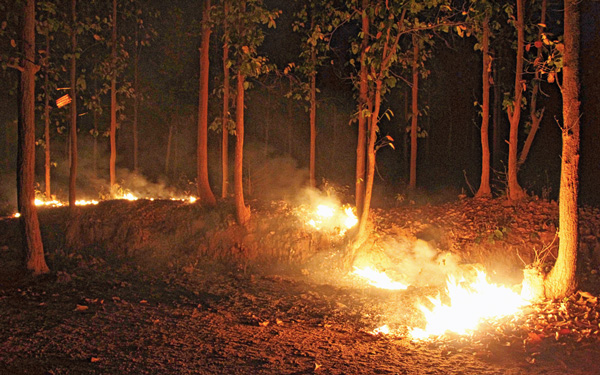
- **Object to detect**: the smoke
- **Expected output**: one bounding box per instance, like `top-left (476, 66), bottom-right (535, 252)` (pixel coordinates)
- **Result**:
top-left (355, 238), bottom-right (463, 288)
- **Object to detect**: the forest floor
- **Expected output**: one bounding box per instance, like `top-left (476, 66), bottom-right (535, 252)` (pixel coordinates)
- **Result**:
top-left (1, 196), bottom-right (600, 374)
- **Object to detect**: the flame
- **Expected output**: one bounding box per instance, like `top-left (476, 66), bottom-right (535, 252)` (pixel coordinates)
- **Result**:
top-left (303, 203), bottom-right (358, 236)
top-left (353, 266), bottom-right (408, 290)
top-left (410, 268), bottom-right (529, 340)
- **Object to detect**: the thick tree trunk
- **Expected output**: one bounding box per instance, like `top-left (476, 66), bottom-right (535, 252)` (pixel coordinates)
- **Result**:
top-left (69, 0), bottom-right (78, 211)
top-left (475, 17), bottom-right (491, 198)
top-left (221, 0), bottom-right (230, 198)
top-left (355, 0), bottom-right (369, 216)
top-left (235, 70), bottom-right (250, 225)
top-left (506, 0), bottom-right (526, 201)
top-left (518, 0), bottom-right (547, 168)
top-left (543, 0), bottom-right (580, 299)
top-left (43, 31), bottom-right (51, 200)
top-left (110, 0), bottom-right (117, 192)
top-left (409, 35), bottom-right (419, 190)
top-left (197, 0), bottom-right (216, 206)
top-left (93, 109), bottom-right (98, 178)
top-left (492, 55), bottom-right (501, 171)
top-left (18, 0), bottom-right (49, 275)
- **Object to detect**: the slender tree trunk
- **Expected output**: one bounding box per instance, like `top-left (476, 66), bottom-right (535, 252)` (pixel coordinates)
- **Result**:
top-left (235, 70), bottom-right (250, 225)
top-left (492, 53), bottom-right (501, 171)
top-left (221, 0), bottom-right (230, 198)
top-left (69, 0), bottom-right (78, 211)
top-left (506, 0), bottom-right (526, 200)
top-left (355, 0), bottom-right (369, 215)
top-left (197, 0), bottom-right (216, 206)
top-left (409, 35), bottom-right (419, 190)
top-left (43, 30), bottom-right (51, 199)
top-left (543, 0), bottom-right (580, 299)
top-left (357, 79), bottom-right (382, 240)
top-left (110, 0), bottom-right (117, 192)
top-left (133, 17), bottom-right (140, 173)
top-left (165, 120), bottom-right (174, 175)
top-left (519, 0), bottom-right (547, 167)
top-left (18, 0), bottom-right (49, 275)
top-left (476, 16), bottom-right (492, 198)
top-left (309, 47), bottom-right (317, 188)
top-left (265, 92), bottom-right (270, 157)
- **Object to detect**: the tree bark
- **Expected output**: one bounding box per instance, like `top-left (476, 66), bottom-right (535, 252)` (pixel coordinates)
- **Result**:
top-left (355, 0), bottom-right (369, 216)
top-left (110, 0), bottom-right (117, 192)
top-left (309, 46), bottom-right (317, 188)
top-left (133, 15), bottom-right (140, 173)
top-left (543, 0), bottom-right (580, 299)
top-left (475, 16), bottom-right (492, 198)
top-left (18, 0), bottom-right (49, 275)
top-left (235, 69), bottom-right (250, 225)
top-left (43, 30), bottom-right (51, 200)
top-left (506, 0), bottom-right (526, 200)
top-left (409, 35), bottom-right (419, 190)
top-left (197, 0), bottom-right (216, 206)
top-left (69, 0), bottom-right (78, 211)
top-left (221, 0), bottom-right (230, 198)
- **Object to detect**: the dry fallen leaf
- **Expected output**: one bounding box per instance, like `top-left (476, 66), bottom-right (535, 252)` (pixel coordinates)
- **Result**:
top-left (75, 305), bottom-right (89, 312)
top-left (259, 320), bottom-right (270, 327)
top-left (90, 357), bottom-right (101, 363)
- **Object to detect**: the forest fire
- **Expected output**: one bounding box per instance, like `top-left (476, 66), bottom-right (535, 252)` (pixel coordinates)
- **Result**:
top-left (353, 266), bottom-right (408, 290)
top-left (301, 203), bottom-right (358, 236)
top-left (359, 265), bottom-right (530, 340)
top-left (409, 268), bottom-right (530, 339)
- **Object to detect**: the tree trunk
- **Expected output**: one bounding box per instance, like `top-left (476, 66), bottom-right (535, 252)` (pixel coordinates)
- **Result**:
top-left (492, 52), bottom-right (501, 171)
top-left (133, 16), bottom-right (140, 173)
top-left (309, 47), bottom-right (317, 188)
top-left (506, 0), bottom-right (526, 200)
top-left (357, 79), bottom-right (382, 242)
top-left (409, 35), bottom-right (419, 190)
top-left (69, 0), bottom-right (78, 211)
top-left (18, 0), bottom-right (49, 275)
top-left (518, 0), bottom-right (547, 168)
top-left (235, 70), bottom-right (250, 225)
top-left (197, 0), bottom-right (216, 206)
top-left (355, 0), bottom-right (369, 216)
top-left (43, 30), bottom-right (51, 200)
top-left (165, 120), bottom-right (174, 175)
top-left (110, 0), bottom-right (117, 192)
top-left (543, 0), bottom-right (580, 299)
top-left (475, 16), bottom-right (492, 198)
top-left (93, 107), bottom-right (98, 178)
top-left (221, 0), bottom-right (230, 198)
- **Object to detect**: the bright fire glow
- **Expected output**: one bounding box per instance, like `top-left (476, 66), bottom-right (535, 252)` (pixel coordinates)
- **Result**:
top-left (410, 268), bottom-right (529, 340)
top-left (303, 203), bottom-right (358, 236)
top-left (353, 266), bottom-right (408, 290)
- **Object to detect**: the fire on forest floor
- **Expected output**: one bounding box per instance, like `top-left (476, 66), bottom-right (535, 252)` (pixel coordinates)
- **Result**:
top-left (1, 197), bottom-right (600, 374)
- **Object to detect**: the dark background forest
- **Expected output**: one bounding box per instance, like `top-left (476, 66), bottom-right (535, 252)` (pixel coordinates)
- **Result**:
top-left (1, 0), bottom-right (599, 210)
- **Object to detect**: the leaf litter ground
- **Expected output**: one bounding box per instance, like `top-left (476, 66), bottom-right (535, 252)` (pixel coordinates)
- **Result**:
top-left (1, 197), bottom-right (600, 374)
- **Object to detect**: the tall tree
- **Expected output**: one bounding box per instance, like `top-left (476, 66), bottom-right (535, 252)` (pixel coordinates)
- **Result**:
top-left (17, 0), bottom-right (49, 274)
top-left (505, 0), bottom-right (526, 200)
top-left (470, 4), bottom-right (495, 198)
top-left (230, 0), bottom-right (278, 225)
top-left (221, 0), bottom-right (231, 198)
top-left (543, 0), bottom-right (580, 299)
top-left (68, 0), bottom-right (78, 211)
top-left (355, 0), bottom-right (369, 216)
top-left (109, 0), bottom-right (118, 191)
top-left (197, 0), bottom-right (216, 206)
top-left (409, 33), bottom-right (419, 190)
top-left (290, 0), bottom-right (333, 189)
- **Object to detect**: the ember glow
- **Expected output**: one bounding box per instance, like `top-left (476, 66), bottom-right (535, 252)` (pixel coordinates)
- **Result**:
top-left (303, 203), bottom-right (358, 236)
top-left (353, 266), bottom-right (408, 290)
top-left (409, 268), bottom-right (530, 340)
